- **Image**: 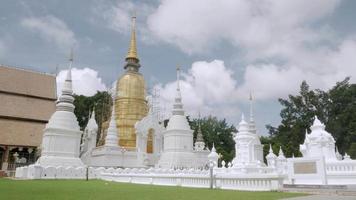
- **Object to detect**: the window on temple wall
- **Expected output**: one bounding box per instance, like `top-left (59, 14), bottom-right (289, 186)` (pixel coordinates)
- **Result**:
top-left (147, 129), bottom-right (154, 154)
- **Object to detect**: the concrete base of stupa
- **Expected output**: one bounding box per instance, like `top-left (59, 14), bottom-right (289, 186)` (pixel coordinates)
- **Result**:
top-left (83, 146), bottom-right (152, 168)
top-left (36, 155), bottom-right (84, 167)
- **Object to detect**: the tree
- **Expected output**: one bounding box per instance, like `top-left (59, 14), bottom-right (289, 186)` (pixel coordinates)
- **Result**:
top-left (189, 116), bottom-right (236, 164)
top-left (349, 143), bottom-right (356, 159)
top-left (266, 78), bottom-right (356, 157)
top-left (73, 91), bottom-right (112, 142)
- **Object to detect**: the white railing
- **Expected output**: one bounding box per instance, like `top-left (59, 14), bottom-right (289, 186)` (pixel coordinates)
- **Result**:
top-left (326, 161), bottom-right (356, 173)
top-left (15, 165), bottom-right (283, 191)
top-left (101, 168), bottom-right (283, 191)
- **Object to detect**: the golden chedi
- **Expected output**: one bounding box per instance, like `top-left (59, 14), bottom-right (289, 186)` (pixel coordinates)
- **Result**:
top-left (115, 16), bottom-right (148, 150)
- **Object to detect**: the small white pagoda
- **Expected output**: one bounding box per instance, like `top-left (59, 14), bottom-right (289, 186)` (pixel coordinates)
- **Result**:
top-left (157, 67), bottom-right (209, 169)
top-left (80, 109), bottom-right (98, 161)
top-left (36, 53), bottom-right (84, 167)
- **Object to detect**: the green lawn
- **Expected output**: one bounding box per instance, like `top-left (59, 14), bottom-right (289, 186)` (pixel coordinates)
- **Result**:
top-left (0, 178), bottom-right (305, 200)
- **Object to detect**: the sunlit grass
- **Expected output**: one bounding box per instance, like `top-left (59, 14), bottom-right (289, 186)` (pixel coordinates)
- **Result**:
top-left (0, 178), bottom-right (305, 200)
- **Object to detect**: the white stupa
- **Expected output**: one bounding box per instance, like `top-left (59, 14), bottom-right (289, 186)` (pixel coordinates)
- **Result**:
top-left (232, 95), bottom-right (264, 169)
top-left (36, 52), bottom-right (84, 167)
top-left (157, 67), bottom-right (208, 169)
top-left (194, 121), bottom-right (206, 151)
top-left (81, 110), bottom-right (98, 153)
top-left (104, 93), bottom-right (119, 147)
top-left (232, 115), bottom-right (264, 169)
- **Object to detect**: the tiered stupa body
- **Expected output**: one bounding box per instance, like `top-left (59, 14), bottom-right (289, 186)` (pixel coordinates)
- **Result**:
top-left (115, 16), bottom-right (148, 150)
top-left (80, 110), bottom-right (98, 156)
top-left (157, 67), bottom-right (208, 169)
top-left (36, 55), bottom-right (83, 167)
top-left (232, 114), bottom-right (263, 168)
top-left (232, 95), bottom-right (263, 168)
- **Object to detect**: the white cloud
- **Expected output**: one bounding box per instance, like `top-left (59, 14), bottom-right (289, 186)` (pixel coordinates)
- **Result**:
top-left (56, 68), bottom-right (107, 97)
top-left (21, 15), bottom-right (77, 50)
top-left (147, 0), bottom-right (356, 102)
top-left (155, 60), bottom-right (240, 120)
top-left (237, 37), bottom-right (356, 100)
top-left (147, 0), bottom-right (340, 55)
top-left (92, 0), bottom-right (156, 43)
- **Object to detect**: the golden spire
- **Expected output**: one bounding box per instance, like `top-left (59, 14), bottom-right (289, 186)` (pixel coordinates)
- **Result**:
top-left (126, 15), bottom-right (139, 62)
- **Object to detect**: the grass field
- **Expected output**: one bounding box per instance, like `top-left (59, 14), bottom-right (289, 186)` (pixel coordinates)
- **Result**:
top-left (0, 178), bottom-right (305, 200)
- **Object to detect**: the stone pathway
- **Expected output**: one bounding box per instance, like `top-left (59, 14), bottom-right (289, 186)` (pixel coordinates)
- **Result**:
top-left (282, 195), bottom-right (356, 200)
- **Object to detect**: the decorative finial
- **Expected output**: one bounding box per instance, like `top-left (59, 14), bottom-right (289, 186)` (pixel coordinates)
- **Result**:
top-left (91, 107), bottom-right (95, 119)
top-left (249, 92), bottom-right (254, 121)
top-left (172, 65), bottom-right (184, 116)
top-left (279, 146), bottom-right (284, 156)
top-left (176, 65), bottom-right (181, 91)
top-left (69, 48), bottom-right (74, 62)
top-left (269, 144), bottom-right (273, 153)
top-left (126, 14), bottom-right (139, 62)
top-left (241, 113), bottom-right (245, 121)
top-left (247, 92), bottom-right (257, 134)
top-left (212, 143), bottom-right (216, 152)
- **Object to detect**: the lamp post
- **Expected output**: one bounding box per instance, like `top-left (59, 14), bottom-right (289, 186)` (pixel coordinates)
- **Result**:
top-left (209, 160), bottom-right (215, 189)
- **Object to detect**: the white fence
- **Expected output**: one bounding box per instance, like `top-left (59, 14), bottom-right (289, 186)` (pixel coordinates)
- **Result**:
top-left (326, 161), bottom-right (356, 173)
top-left (100, 168), bottom-right (283, 191)
top-left (16, 165), bottom-right (283, 191)
top-left (15, 165), bottom-right (104, 179)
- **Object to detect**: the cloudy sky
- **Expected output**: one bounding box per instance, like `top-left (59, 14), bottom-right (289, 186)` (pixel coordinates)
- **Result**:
top-left (1, 0), bottom-right (356, 134)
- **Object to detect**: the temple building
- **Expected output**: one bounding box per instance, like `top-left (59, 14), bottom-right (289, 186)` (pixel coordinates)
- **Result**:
top-left (0, 65), bottom-right (56, 176)
top-left (115, 16), bottom-right (148, 150)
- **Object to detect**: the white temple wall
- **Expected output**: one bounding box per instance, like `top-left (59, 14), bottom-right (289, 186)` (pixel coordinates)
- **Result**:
top-left (286, 157), bottom-right (327, 185)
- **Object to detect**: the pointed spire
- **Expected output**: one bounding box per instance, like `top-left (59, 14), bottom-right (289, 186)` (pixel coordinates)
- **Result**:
top-left (311, 115), bottom-right (325, 131)
top-left (196, 120), bottom-right (204, 142)
top-left (208, 142), bottom-right (219, 161)
top-left (105, 89), bottom-right (119, 147)
top-left (248, 92), bottom-right (257, 134)
top-left (238, 113), bottom-right (249, 132)
top-left (126, 15), bottom-right (139, 62)
top-left (69, 47), bottom-right (74, 63)
top-left (266, 144), bottom-right (277, 159)
top-left (278, 146), bottom-right (286, 159)
top-left (249, 92), bottom-right (254, 121)
top-left (91, 108), bottom-right (95, 120)
top-left (212, 143), bottom-right (216, 152)
top-left (172, 66), bottom-right (184, 116)
top-left (57, 50), bottom-right (75, 112)
top-left (86, 107), bottom-right (98, 131)
top-left (176, 65), bottom-right (181, 93)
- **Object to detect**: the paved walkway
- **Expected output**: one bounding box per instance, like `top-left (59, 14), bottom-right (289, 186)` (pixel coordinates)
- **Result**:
top-left (282, 195), bottom-right (356, 200)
